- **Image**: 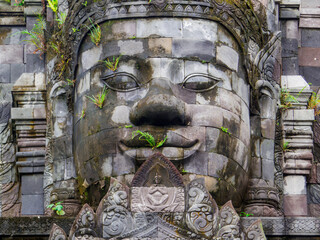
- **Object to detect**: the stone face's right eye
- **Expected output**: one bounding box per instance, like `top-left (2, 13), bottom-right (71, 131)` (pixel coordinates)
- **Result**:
top-left (101, 72), bottom-right (140, 92)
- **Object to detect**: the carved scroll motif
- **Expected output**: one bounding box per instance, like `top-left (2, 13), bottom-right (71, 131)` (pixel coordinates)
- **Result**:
top-left (69, 204), bottom-right (98, 240)
top-left (186, 178), bottom-right (218, 238)
top-left (100, 178), bottom-right (133, 239)
top-left (246, 220), bottom-right (267, 240)
top-left (216, 201), bottom-right (241, 239)
top-left (48, 224), bottom-right (67, 240)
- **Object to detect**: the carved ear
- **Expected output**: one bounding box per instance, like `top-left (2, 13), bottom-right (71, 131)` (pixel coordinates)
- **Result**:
top-left (69, 203), bottom-right (98, 239)
top-left (48, 223), bottom-right (67, 240)
top-left (246, 219), bottom-right (267, 240)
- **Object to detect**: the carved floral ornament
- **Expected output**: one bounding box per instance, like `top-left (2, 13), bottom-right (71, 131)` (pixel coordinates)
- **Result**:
top-left (63, 0), bottom-right (279, 86)
top-left (49, 153), bottom-right (266, 240)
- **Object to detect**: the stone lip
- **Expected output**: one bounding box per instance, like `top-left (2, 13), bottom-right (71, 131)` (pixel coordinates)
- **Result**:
top-left (119, 129), bottom-right (200, 161)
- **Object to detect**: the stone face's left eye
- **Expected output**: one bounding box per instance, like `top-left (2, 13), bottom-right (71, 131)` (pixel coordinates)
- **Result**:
top-left (181, 73), bottom-right (221, 92)
top-left (101, 72), bottom-right (140, 92)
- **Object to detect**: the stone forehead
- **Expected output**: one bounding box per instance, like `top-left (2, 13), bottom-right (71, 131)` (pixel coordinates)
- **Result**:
top-left (67, 0), bottom-right (269, 64)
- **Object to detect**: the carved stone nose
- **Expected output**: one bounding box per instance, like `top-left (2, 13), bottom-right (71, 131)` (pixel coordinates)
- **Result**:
top-left (130, 78), bottom-right (186, 126)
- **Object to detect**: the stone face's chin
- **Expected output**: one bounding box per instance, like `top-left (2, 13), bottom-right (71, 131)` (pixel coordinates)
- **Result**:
top-left (118, 129), bottom-right (200, 161)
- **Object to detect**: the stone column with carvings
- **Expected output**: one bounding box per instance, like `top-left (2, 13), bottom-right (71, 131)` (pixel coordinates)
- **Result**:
top-left (11, 72), bottom-right (47, 215)
top-left (281, 75), bottom-right (313, 216)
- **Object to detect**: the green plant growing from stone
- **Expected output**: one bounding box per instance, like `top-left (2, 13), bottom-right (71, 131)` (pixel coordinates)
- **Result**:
top-left (220, 127), bottom-right (230, 135)
top-left (56, 12), bottom-right (66, 27)
top-left (100, 55), bottom-right (121, 72)
top-left (78, 109), bottom-right (85, 120)
top-left (14, 0), bottom-right (24, 6)
top-left (132, 130), bottom-right (167, 150)
top-left (240, 212), bottom-right (253, 217)
top-left (72, 28), bottom-right (79, 33)
top-left (82, 1), bottom-right (88, 6)
top-left (279, 88), bottom-right (299, 110)
top-left (65, 78), bottom-right (75, 87)
top-left (47, 201), bottom-right (65, 216)
top-left (86, 87), bottom-right (109, 109)
top-left (18, 15), bottom-right (46, 56)
top-left (308, 91), bottom-right (320, 116)
top-left (282, 141), bottom-right (290, 152)
top-left (86, 18), bottom-right (101, 46)
top-left (47, 0), bottom-right (58, 13)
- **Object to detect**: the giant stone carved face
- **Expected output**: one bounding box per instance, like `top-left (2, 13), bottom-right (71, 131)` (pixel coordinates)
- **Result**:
top-left (74, 17), bottom-right (250, 207)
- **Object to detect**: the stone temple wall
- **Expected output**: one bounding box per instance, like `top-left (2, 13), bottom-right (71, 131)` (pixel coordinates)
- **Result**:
top-left (0, 0), bottom-right (320, 239)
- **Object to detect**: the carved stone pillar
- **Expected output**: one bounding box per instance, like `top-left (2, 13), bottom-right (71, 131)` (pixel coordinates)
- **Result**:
top-left (281, 75), bottom-right (313, 216)
top-left (11, 72), bottom-right (47, 215)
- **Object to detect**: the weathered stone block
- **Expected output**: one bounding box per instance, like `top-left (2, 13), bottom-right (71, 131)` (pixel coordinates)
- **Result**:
top-left (148, 38), bottom-right (172, 56)
top-left (21, 194), bottom-right (44, 215)
top-left (286, 20), bottom-right (299, 39)
top-left (10, 63), bottom-right (25, 83)
top-left (182, 18), bottom-right (218, 42)
top-left (80, 46), bottom-right (102, 72)
top-left (300, 18), bottom-right (320, 28)
top-left (301, 29), bottom-right (320, 48)
top-left (0, 64), bottom-right (10, 83)
top-left (283, 195), bottom-right (308, 216)
top-left (0, 45), bottom-right (23, 64)
top-left (208, 152), bottom-right (228, 178)
top-left (281, 75), bottom-right (310, 89)
top-left (250, 157), bottom-right (262, 178)
top-left (260, 139), bottom-right (274, 160)
top-left (282, 38), bottom-right (298, 58)
top-left (184, 151), bottom-right (208, 175)
top-left (205, 127), bottom-right (220, 151)
top-left (186, 105), bottom-right (223, 128)
top-left (261, 158), bottom-right (274, 183)
top-left (299, 47), bottom-right (320, 67)
top-left (172, 39), bottom-right (214, 62)
top-left (108, 20), bottom-right (137, 40)
top-left (261, 119), bottom-right (275, 139)
top-left (137, 18), bottom-right (182, 38)
top-left (299, 66), bottom-right (320, 86)
top-left (216, 45), bottom-right (238, 71)
top-left (282, 57), bottom-right (299, 75)
top-left (280, 8), bottom-right (300, 19)
top-left (26, 54), bottom-right (45, 73)
top-left (301, 0), bottom-right (320, 8)
top-left (118, 39), bottom-right (144, 56)
top-left (284, 175), bottom-right (307, 195)
top-left (112, 154), bottom-right (135, 176)
top-left (21, 174), bottom-right (43, 195)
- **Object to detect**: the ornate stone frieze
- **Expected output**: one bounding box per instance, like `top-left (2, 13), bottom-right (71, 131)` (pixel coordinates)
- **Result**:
top-left (131, 187), bottom-right (185, 212)
top-left (50, 153), bottom-right (267, 240)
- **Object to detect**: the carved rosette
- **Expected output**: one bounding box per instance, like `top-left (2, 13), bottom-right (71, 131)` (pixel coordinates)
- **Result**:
top-left (186, 178), bottom-right (218, 238)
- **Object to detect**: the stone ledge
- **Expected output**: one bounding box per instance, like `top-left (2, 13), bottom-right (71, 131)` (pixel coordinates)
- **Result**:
top-left (241, 217), bottom-right (320, 236)
top-left (0, 216), bottom-right (74, 236)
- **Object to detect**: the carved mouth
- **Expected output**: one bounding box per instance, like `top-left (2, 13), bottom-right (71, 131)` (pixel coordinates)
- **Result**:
top-left (119, 130), bottom-right (200, 161)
